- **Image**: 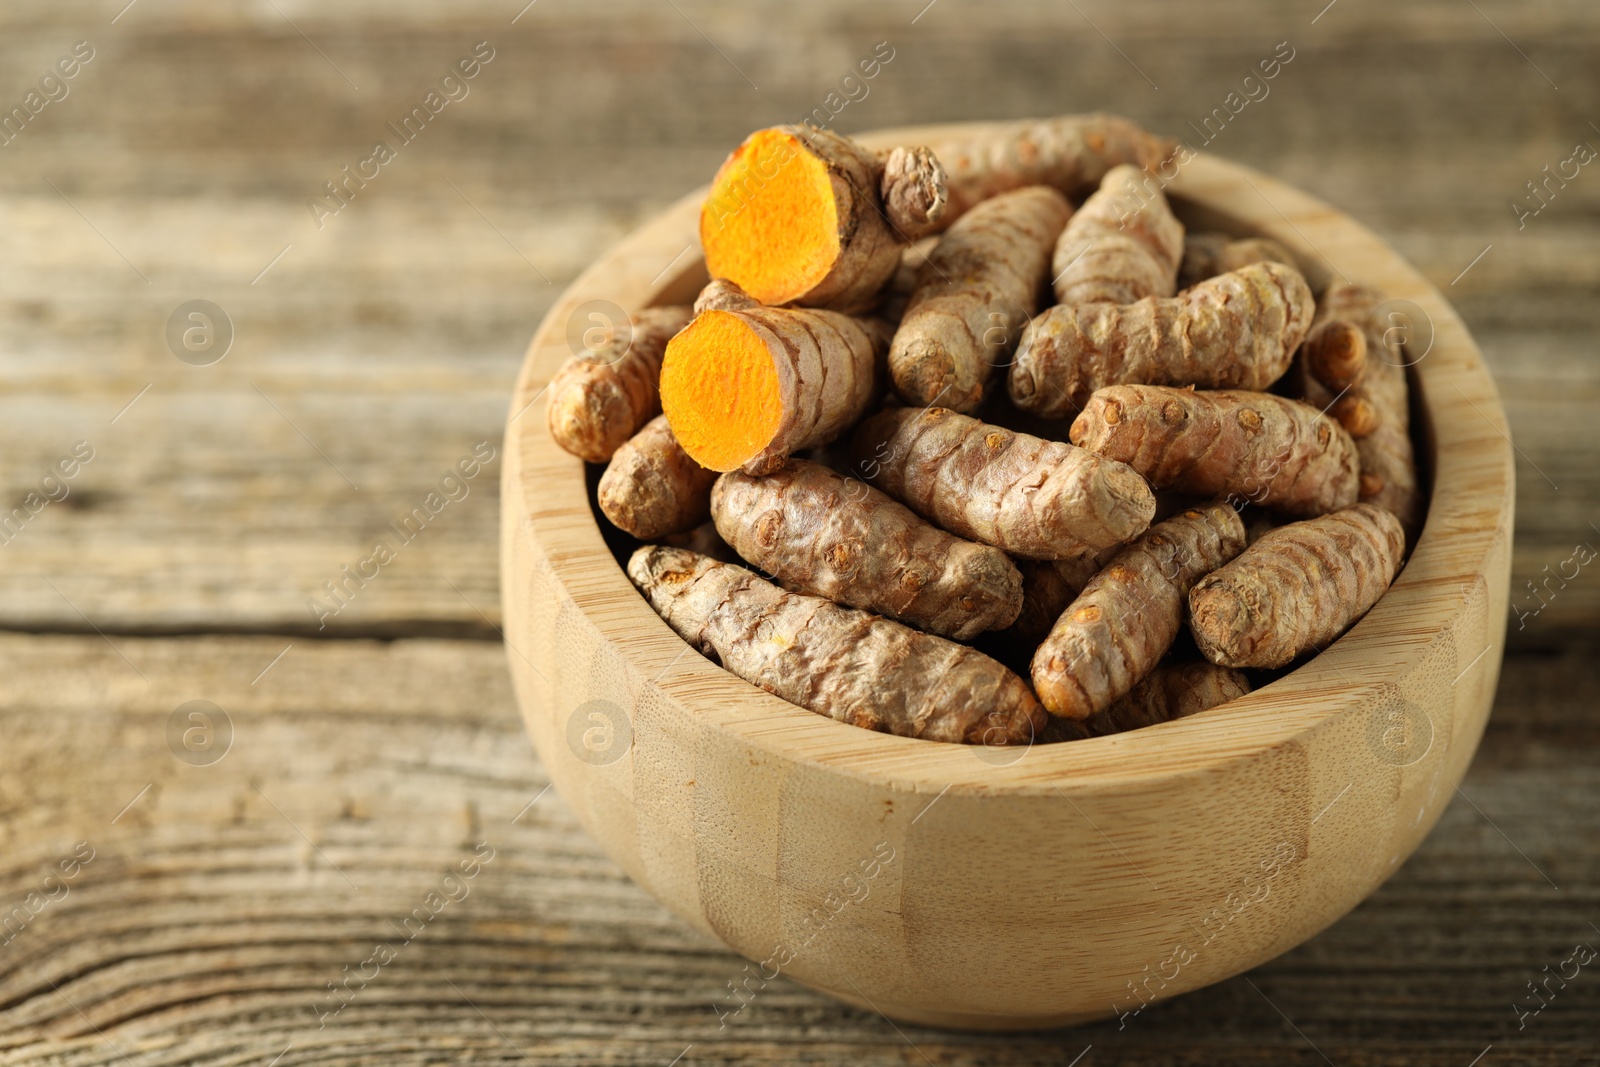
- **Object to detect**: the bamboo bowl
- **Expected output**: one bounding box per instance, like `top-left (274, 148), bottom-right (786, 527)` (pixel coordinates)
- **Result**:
top-left (501, 122), bottom-right (1514, 1030)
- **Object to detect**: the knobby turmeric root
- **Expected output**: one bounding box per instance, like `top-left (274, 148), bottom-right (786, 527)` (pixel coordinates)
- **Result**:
top-left (1311, 284), bottom-right (1423, 540)
top-left (1177, 233), bottom-right (1297, 291)
top-left (923, 113), bottom-right (1176, 223)
top-left (1357, 421), bottom-right (1422, 540)
top-left (1303, 287), bottom-right (1411, 427)
top-left (597, 415), bottom-right (719, 539)
top-left (1303, 318), bottom-right (1369, 392)
top-left (1328, 393), bottom-right (1381, 439)
top-left (879, 145), bottom-right (949, 239)
top-left (546, 305), bottom-right (694, 462)
top-left (1189, 503), bottom-right (1406, 668)
top-left (628, 546), bottom-right (1046, 744)
top-left (1066, 660), bottom-right (1252, 738)
top-left (660, 287), bottom-right (887, 475)
top-left (1031, 501), bottom-right (1246, 719)
top-left (1071, 385), bottom-right (1360, 518)
top-left (1316, 285), bottom-right (1409, 414)
top-left (1052, 164), bottom-right (1184, 307)
top-left (699, 126), bottom-right (948, 313)
top-left (1291, 318), bottom-right (1380, 441)
top-left (889, 186), bottom-right (1071, 412)
top-left (852, 405), bottom-right (1156, 559)
top-left (711, 459), bottom-right (1023, 640)
top-left (1011, 261), bottom-right (1315, 416)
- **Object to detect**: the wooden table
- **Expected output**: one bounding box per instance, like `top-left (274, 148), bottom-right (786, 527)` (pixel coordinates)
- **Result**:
top-left (2, 2), bottom-right (1595, 1063)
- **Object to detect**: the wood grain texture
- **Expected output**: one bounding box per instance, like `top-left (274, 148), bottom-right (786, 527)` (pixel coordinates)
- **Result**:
top-left (1, 0), bottom-right (1596, 1060)
top-left (0, 634), bottom-right (1595, 1065)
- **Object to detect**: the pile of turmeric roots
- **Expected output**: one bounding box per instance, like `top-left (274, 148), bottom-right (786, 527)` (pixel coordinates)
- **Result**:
top-left (547, 113), bottom-right (1422, 748)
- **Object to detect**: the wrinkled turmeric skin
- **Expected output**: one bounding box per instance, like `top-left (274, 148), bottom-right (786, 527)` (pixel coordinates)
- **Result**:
top-left (923, 113), bottom-right (1177, 222)
top-left (853, 405), bottom-right (1155, 559)
top-left (546, 306), bottom-right (693, 463)
top-left (1189, 503), bottom-right (1405, 669)
top-left (628, 547), bottom-right (1046, 744)
top-left (878, 144), bottom-right (949, 239)
top-left (1011, 261), bottom-right (1316, 417)
top-left (712, 460), bottom-right (1022, 641)
top-left (889, 186), bottom-right (1071, 413)
top-left (1052, 164), bottom-right (1184, 307)
top-left (598, 415), bottom-right (718, 540)
top-left (1070, 385), bottom-right (1360, 519)
top-left (1031, 502), bottom-right (1246, 720)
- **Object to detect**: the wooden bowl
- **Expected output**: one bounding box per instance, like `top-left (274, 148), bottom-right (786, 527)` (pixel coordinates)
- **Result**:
top-left (501, 122), bottom-right (1514, 1030)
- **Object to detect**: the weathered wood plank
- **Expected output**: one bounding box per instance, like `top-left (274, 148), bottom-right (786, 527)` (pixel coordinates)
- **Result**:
top-left (0, 1), bottom-right (1596, 637)
top-left (0, 635), bottom-right (1594, 1064)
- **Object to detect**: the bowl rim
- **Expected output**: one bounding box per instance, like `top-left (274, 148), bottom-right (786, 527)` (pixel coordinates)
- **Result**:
top-left (504, 121), bottom-right (1514, 795)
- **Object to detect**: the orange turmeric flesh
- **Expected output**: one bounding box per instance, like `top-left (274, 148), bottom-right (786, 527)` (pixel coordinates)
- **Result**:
top-left (701, 129), bottom-right (839, 307)
top-left (660, 310), bottom-right (782, 472)
top-left (663, 299), bottom-right (884, 475)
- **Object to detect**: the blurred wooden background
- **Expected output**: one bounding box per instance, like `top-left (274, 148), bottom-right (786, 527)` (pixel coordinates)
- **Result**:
top-left (0, 1), bottom-right (1596, 1064)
